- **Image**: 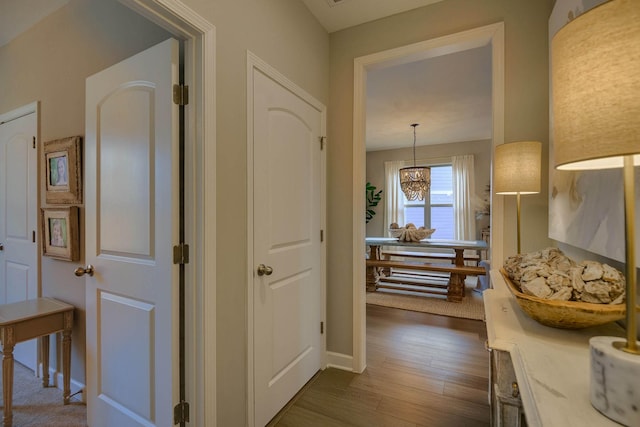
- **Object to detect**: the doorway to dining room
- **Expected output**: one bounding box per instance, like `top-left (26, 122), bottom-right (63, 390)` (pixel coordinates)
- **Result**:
top-left (352, 22), bottom-right (505, 372)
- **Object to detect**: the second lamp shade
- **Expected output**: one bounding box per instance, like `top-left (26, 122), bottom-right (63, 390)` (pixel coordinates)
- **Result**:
top-left (494, 141), bottom-right (542, 195)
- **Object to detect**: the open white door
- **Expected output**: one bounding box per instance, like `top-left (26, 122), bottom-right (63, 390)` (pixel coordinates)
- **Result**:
top-left (0, 107), bottom-right (38, 372)
top-left (251, 64), bottom-right (324, 426)
top-left (84, 38), bottom-right (179, 426)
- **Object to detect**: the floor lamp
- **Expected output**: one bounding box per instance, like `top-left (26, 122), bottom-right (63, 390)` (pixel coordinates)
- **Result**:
top-left (494, 141), bottom-right (542, 255)
top-left (552, 1), bottom-right (639, 425)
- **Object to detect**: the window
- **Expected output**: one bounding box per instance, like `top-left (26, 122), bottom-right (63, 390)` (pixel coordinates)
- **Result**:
top-left (403, 165), bottom-right (454, 239)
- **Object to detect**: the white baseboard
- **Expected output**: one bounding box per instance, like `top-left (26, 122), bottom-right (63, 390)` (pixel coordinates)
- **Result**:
top-left (41, 364), bottom-right (86, 403)
top-left (325, 351), bottom-right (354, 372)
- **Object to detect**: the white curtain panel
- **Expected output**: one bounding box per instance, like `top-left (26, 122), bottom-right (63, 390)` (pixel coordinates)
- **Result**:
top-left (452, 154), bottom-right (476, 241)
top-left (383, 160), bottom-right (409, 233)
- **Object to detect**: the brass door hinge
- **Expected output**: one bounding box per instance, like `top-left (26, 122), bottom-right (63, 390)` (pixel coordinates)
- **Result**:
top-left (173, 84), bottom-right (189, 106)
top-left (319, 136), bottom-right (326, 150)
top-left (320, 230), bottom-right (324, 242)
top-left (173, 243), bottom-right (190, 265)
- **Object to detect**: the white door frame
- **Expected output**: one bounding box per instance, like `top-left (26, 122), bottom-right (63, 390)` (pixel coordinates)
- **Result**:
top-left (246, 51), bottom-right (327, 427)
top-left (118, 1), bottom-right (216, 425)
top-left (352, 22), bottom-right (505, 373)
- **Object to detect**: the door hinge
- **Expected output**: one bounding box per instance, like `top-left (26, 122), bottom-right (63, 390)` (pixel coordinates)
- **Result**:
top-left (320, 230), bottom-right (324, 242)
top-left (173, 243), bottom-right (190, 264)
top-left (33, 136), bottom-right (36, 149)
top-left (319, 136), bottom-right (326, 150)
top-left (174, 401), bottom-right (190, 424)
top-left (321, 321), bottom-right (324, 334)
top-left (32, 230), bottom-right (36, 243)
top-left (173, 84), bottom-right (189, 106)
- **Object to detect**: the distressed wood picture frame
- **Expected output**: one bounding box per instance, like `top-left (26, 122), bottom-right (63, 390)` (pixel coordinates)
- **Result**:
top-left (44, 136), bottom-right (82, 204)
top-left (42, 207), bottom-right (80, 261)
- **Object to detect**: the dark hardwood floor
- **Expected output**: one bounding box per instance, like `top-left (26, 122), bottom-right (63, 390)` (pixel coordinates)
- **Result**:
top-left (269, 304), bottom-right (490, 427)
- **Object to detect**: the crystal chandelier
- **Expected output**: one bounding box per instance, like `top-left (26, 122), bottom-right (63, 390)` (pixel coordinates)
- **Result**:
top-left (399, 123), bottom-right (430, 201)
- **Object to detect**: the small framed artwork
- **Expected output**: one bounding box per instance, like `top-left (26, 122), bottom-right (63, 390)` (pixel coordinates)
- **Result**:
top-left (44, 136), bottom-right (82, 204)
top-left (42, 207), bottom-right (80, 261)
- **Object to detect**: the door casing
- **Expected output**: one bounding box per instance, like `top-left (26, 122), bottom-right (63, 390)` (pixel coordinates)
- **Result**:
top-left (352, 22), bottom-right (505, 373)
top-left (117, 1), bottom-right (216, 425)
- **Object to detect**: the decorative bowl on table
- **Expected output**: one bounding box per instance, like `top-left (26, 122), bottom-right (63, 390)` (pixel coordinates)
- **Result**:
top-left (500, 269), bottom-right (625, 329)
top-left (388, 223), bottom-right (436, 242)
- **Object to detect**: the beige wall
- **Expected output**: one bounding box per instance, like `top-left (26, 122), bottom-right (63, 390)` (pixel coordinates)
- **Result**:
top-left (328, 0), bottom-right (554, 355)
top-left (366, 140), bottom-right (492, 238)
top-left (0, 0), bottom-right (171, 388)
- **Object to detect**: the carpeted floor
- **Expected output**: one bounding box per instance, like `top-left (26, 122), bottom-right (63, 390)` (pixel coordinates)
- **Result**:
top-left (0, 362), bottom-right (87, 426)
top-left (366, 276), bottom-right (486, 321)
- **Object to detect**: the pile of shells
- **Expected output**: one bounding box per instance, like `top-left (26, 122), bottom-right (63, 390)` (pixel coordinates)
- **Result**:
top-left (389, 223), bottom-right (436, 242)
top-left (503, 248), bottom-right (625, 304)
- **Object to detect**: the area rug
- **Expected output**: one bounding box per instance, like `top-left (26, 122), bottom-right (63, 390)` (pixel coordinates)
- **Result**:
top-left (366, 283), bottom-right (485, 321)
top-left (0, 362), bottom-right (87, 426)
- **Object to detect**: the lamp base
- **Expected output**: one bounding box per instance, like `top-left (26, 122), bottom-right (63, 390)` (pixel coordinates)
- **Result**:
top-left (590, 336), bottom-right (640, 426)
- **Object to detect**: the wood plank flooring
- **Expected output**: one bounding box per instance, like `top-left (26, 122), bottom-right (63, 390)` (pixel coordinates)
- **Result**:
top-left (268, 304), bottom-right (490, 427)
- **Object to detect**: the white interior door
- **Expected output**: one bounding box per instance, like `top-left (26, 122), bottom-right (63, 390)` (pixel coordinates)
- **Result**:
top-left (252, 66), bottom-right (324, 426)
top-left (0, 108), bottom-right (38, 372)
top-left (85, 38), bottom-right (179, 427)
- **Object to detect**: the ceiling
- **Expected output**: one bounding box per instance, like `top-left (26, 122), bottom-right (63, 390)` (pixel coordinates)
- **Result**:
top-left (1, 0), bottom-right (492, 152)
top-left (300, 0), bottom-right (444, 33)
top-left (366, 44), bottom-right (492, 152)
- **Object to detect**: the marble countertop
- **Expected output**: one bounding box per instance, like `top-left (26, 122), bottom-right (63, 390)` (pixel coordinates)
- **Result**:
top-left (485, 270), bottom-right (624, 427)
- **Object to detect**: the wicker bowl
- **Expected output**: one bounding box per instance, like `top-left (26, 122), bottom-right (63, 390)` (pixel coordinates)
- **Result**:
top-left (388, 227), bottom-right (436, 242)
top-left (500, 269), bottom-right (625, 329)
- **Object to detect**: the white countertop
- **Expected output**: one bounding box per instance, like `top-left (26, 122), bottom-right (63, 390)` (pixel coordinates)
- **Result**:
top-left (485, 270), bottom-right (624, 427)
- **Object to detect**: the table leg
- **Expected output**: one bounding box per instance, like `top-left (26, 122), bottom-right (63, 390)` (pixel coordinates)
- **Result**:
top-left (62, 311), bottom-right (72, 404)
top-left (41, 335), bottom-right (50, 387)
top-left (366, 244), bottom-right (382, 292)
top-left (2, 327), bottom-right (15, 427)
top-left (447, 249), bottom-right (467, 302)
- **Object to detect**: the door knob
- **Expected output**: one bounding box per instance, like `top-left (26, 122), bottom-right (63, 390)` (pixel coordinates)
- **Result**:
top-left (74, 265), bottom-right (94, 277)
top-left (257, 264), bottom-right (273, 276)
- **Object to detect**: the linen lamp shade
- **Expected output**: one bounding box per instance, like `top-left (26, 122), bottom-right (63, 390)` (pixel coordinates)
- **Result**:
top-left (494, 141), bottom-right (542, 195)
top-left (552, 0), bottom-right (640, 171)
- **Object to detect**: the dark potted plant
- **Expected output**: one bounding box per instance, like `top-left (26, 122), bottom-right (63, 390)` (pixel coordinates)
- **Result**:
top-left (366, 182), bottom-right (382, 224)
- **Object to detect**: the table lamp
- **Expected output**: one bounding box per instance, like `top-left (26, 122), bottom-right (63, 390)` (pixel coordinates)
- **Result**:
top-left (494, 140), bottom-right (542, 254)
top-left (552, 1), bottom-right (640, 425)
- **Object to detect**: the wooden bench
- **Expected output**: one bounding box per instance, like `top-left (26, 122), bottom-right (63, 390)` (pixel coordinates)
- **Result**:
top-left (365, 259), bottom-right (486, 302)
top-left (366, 259), bottom-right (485, 276)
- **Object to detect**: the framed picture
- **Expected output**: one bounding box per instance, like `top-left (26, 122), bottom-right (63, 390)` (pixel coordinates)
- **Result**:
top-left (44, 136), bottom-right (82, 204)
top-left (42, 207), bottom-right (80, 261)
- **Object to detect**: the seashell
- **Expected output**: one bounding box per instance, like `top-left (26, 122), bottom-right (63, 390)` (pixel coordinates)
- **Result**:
top-left (521, 276), bottom-right (553, 299)
top-left (581, 261), bottom-right (603, 281)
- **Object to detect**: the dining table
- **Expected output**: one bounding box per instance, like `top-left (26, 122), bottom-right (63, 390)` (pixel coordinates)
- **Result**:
top-left (365, 237), bottom-right (488, 302)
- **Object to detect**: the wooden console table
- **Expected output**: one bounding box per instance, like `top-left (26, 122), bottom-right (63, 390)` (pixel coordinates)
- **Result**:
top-left (366, 237), bottom-right (487, 302)
top-left (485, 270), bottom-right (624, 426)
top-left (0, 298), bottom-right (74, 426)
